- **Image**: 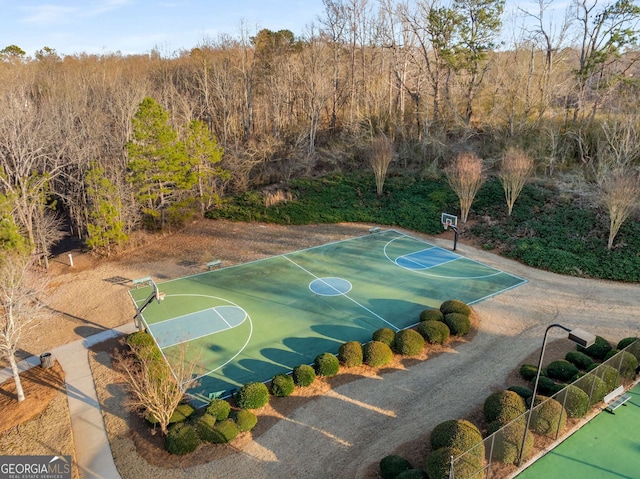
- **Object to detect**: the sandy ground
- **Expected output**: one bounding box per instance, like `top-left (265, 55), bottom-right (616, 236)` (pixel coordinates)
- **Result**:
top-left (11, 219), bottom-right (640, 478)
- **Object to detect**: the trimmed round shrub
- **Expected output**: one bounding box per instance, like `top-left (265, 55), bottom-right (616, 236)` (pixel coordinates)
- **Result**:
top-left (314, 352), bottom-right (340, 377)
top-left (574, 374), bottom-right (608, 405)
top-left (393, 329), bottom-right (425, 356)
top-left (535, 376), bottom-right (558, 396)
top-left (507, 385), bottom-right (533, 400)
top-left (586, 363), bottom-right (599, 372)
top-left (338, 341), bottom-right (363, 367)
top-left (440, 299), bottom-right (472, 317)
top-left (604, 349), bottom-right (620, 361)
top-left (565, 351), bottom-right (594, 370)
top-left (232, 409), bottom-right (258, 432)
top-left (165, 422), bottom-right (200, 455)
top-left (194, 413), bottom-right (217, 442)
top-left (363, 341), bottom-right (393, 367)
top-left (430, 419), bottom-right (484, 459)
top-left (444, 313), bottom-right (471, 336)
top-left (373, 328), bottom-right (396, 347)
top-left (417, 320), bottom-right (450, 345)
top-left (519, 364), bottom-right (538, 381)
top-left (546, 360), bottom-right (579, 382)
top-left (615, 351), bottom-right (639, 378)
top-left (487, 419), bottom-right (533, 465)
top-left (206, 398), bottom-right (230, 421)
top-left (396, 469), bottom-right (427, 479)
top-left (148, 403), bottom-right (194, 425)
top-left (484, 390), bottom-right (526, 424)
top-left (617, 337), bottom-right (638, 351)
top-left (419, 309), bottom-right (444, 322)
top-left (379, 454), bottom-right (412, 479)
top-left (426, 447), bottom-right (481, 479)
top-left (236, 382), bottom-right (270, 409)
top-left (126, 331), bottom-right (162, 361)
top-left (556, 385), bottom-right (589, 418)
top-left (578, 335), bottom-right (612, 360)
top-left (271, 373), bottom-right (295, 397)
top-left (211, 419), bottom-right (238, 444)
top-left (292, 364), bottom-right (315, 387)
top-left (593, 364), bottom-right (620, 391)
top-left (531, 397), bottom-right (566, 436)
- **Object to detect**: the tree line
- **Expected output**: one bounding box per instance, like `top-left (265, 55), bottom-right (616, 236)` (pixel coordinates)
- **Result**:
top-left (1, 0), bottom-right (640, 260)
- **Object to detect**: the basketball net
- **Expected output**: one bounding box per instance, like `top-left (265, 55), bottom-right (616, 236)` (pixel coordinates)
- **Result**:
top-left (444, 219), bottom-right (452, 230)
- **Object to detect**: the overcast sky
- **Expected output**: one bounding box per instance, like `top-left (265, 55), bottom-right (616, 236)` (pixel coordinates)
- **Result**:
top-left (1, 0), bottom-right (571, 58)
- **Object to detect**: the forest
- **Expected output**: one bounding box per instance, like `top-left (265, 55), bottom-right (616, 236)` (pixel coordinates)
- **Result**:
top-left (1, 0), bottom-right (639, 264)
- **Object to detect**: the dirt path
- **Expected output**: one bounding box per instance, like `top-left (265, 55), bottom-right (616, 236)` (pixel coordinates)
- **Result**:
top-left (27, 220), bottom-right (640, 478)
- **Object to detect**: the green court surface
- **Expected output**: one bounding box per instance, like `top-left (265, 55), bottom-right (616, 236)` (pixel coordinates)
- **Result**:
top-left (516, 383), bottom-right (640, 479)
top-left (129, 229), bottom-right (526, 402)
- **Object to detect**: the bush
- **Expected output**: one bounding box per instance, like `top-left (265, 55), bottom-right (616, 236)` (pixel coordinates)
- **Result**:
top-left (314, 352), bottom-right (340, 377)
top-left (617, 337), bottom-right (638, 350)
top-left (519, 364), bottom-right (538, 381)
top-left (194, 413), bottom-right (217, 442)
top-left (211, 419), bottom-right (238, 444)
top-left (440, 300), bottom-right (472, 317)
top-left (148, 403), bottom-right (194, 426)
top-left (430, 419), bottom-right (484, 459)
top-left (578, 335), bottom-right (612, 360)
top-left (574, 374), bottom-right (608, 405)
top-left (556, 385), bottom-right (589, 418)
top-left (206, 398), bottom-right (231, 421)
top-left (546, 360), bottom-right (579, 381)
top-left (126, 331), bottom-right (161, 361)
top-left (484, 390), bottom-right (526, 424)
top-left (165, 422), bottom-right (200, 455)
top-left (393, 329), bottom-right (425, 356)
top-left (363, 341), bottom-right (394, 367)
top-left (565, 351), bottom-right (594, 370)
top-left (531, 397), bottom-right (566, 436)
top-left (339, 341), bottom-right (363, 367)
top-left (507, 385), bottom-right (533, 400)
top-left (271, 373), bottom-right (295, 397)
top-left (444, 313), bottom-right (471, 336)
top-left (614, 351), bottom-right (639, 378)
top-left (236, 382), bottom-right (270, 409)
top-left (426, 447), bottom-right (481, 479)
top-left (379, 454), bottom-right (412, 479)
top-left (417, 321), bottom-right (450, 344)
top-left (419, 309), bottom-right (444, 322)
top-left (292, 364), bottom-right (315, 387)
top-left (534, 376), bottom-right (559, 396)
top-left (232, 409), bottom-right (258, 432)
top-left (373, 328), bottom-right (396, 347)
top-left (487, 419), bottom-right (533, 465)
top-left (592, 364), bottom-right (620, 391)
top-left (396, 469), bottom-right (427, 479)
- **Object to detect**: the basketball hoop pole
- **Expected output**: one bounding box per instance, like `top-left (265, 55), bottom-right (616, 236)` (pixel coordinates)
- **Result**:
top-left (450, 225), bottom-right (459, 251)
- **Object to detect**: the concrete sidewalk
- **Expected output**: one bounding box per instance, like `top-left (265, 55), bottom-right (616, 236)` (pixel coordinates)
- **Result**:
top-left (1, 323), bottom-right (137, 479)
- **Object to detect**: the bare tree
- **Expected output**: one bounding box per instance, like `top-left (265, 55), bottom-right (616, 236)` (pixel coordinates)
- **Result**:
top-left (0, 253), bottom-right (49, 402)
top-left (498, 147), bottom-right (534, 215)
top-left (599, 168), bottom-right (640, 250)
top-left (444, 151), bottom-right (485, 222)
top-left (369, 133), bottom-right (394, 195)
top-left (114, 340), bottom-right (199, 435)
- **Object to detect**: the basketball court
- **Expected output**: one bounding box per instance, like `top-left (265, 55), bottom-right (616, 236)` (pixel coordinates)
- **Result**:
top-left (129, 229), bottom-right (527, 403)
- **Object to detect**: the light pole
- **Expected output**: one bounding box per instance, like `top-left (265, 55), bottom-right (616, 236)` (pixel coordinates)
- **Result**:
top-left (518, 324), bottom-right (596, 467)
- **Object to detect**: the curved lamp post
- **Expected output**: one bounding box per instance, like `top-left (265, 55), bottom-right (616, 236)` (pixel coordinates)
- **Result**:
top-left (518, 324), bottom-right (596, 467)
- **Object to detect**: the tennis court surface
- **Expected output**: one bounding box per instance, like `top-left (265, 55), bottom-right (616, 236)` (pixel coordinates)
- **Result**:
top-left (129, 229), bottom-right (527, 402)
top-left (516, 383), bottom-right (640, 479)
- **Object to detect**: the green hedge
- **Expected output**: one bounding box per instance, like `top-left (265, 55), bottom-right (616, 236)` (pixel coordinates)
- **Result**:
top-left (363, 341), bottom-right (393, 367)
top-left (578, 335), bottom-right (612, 360)
top-left (206, 398), bottom-right (231, 421)
top-left (483, 390), bottom-right (526, 425)
top-left (440, 300), bottom-right (472, 317)
top-left (211, 419), bottom-right (239, 444)
top-left (546, 360), bottom-right (579, 382)
top-left (126, 331), bottom-right (162, 361)
top-left (148, 403), bottom-right (194, 426)
top-left (271, 373), bottom-right (295, 397)
top-left (393, 329), bottom-right (425, 356)
top-left (430, 419), bottom-right (484, 459)
top-left (426, 447), bottom-right (481, 479)
top-left (379, 454), bottom-right (412, 479)
top-left (592, 364), bottom-right (620, 391)
top-left (417, 320), bottom-right (450, 345)
top-left (419, 309), bottom-right (444, 322)
top-left (519, 364), bottom-right (539, 381)
top-left (531, 397), bottom-right (567, 436)
top-left (373, 328), bottom-right (396, 347)
top-left (555, 385), bottom-right (589, 418)
top-left (314, 352), bottom-right (340, 377)
top-left (535, 376), bottom-right (562, 396)
top-left (565, 351), bottom-right (594, 370)
top-left (236, 382), bottom-right (270, 409)
top-left (194, 413), bottom-right (217, 442)
top-left (339, 341), bottom-right (364, 367)
top-left (507, 385), bottom-right (533, 400)
top-left (487, 419), bottom-right (533, 465)
top-left (574, 374), bottom-right (608, 405)
top-left (232, 409), bottom-right (258, 432)
top-left (444, 313), bottom-right (471, 336)
top-left (617, 337), bottom-right (638, 350)
top-left (615, 351), bottom-right (639, 378)
top-left (292, 364), bottom-right (316, 387)
top-left (165, 422), bottom-right (200, 455)
top-left (396, 469), bottom-right (427, 479)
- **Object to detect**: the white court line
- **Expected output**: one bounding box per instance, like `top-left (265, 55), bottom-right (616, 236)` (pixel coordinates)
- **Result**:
top-left (282, 255), bottom-right (400, 332)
